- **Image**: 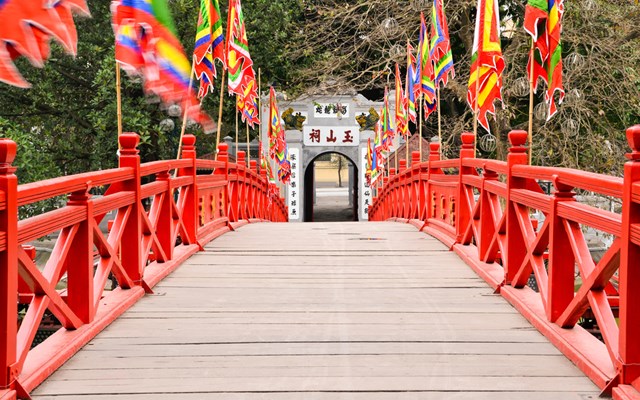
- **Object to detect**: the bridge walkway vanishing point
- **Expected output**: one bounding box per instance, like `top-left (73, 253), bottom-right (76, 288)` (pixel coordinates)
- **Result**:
top-left (32, 222), bottom-right (599, 399)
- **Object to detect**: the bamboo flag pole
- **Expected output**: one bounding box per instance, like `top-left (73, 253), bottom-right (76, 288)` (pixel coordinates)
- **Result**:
top-left (419, 94), bottom-right (423, 163)
top-left (472, 62), bottom-right (481, 158)
top-left (215, 73), bottom-right (226, 161)
top-left (235, 103), bottom-right (239, 158)
top-left (116, 62), bottom-right (123, 150)
top-left (406, 133), bottom-right (409, 168)
top-left (437, 86), bottom-right (442, 158)
top-left (176, 59), bottom-right (197, 160)
top-left (246, 122), bottom-right (250, 166)
top-left (527, 40), bottom-right (535, 165)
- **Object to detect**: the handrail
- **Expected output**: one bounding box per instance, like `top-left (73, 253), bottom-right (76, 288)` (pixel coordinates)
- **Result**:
top-left (0, 133), bottom-right (287, 397)
top-left (369, 126), bottom-right (640, 398)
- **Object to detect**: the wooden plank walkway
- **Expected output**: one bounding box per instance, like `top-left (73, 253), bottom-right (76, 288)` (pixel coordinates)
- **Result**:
top-left (32, 222), bottom-right (599, 399)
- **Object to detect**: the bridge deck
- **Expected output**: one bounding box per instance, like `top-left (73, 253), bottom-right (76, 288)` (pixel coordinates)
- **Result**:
top-left (32, 222), bottom-right (599, 399)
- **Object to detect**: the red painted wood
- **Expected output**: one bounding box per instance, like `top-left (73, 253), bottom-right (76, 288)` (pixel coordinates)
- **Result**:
top-left (370, 126), bottom-right (640, 393)
top-left (0, 132), bottom-right (287, 397)
top-left (0, 139), bottom-right (17, 391)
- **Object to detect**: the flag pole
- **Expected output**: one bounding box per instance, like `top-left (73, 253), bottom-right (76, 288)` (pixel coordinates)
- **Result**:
top-left (437, 86), bottom-right (442, 158)
top-left (472, 62), bottom-right (480, 158)
top-left (406, 133), bottom-right (409, 169)
top-left (176, 60), bottom-right (197, 160)
top-left (235, 101), bottom-right (239, 159)
top-left (116, 62), bottom-right (123, 150)
top-left (215, 73), bottom-right (226, 161)
top-left (246, 122), bottom-right (250, 166)
top-left (527, 40), bottom-right (535, 165)
top-left (419, 94), bottom-right (423, 163)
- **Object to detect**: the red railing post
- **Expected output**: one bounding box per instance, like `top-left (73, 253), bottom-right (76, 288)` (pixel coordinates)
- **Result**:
top-left (0, 139), bottom-right (18, 391)
top-left (425, 141), bottom-right (441, 221)
top-left (118, 133), bottom-right (143, 284)
top-left (619, 125), bottom-right (640, 385)
top-left (455, 132), bottom-right (475, 243)
top-left (505, 131), bottom-right (529, 284)
top-left (179, 134), bottom-right (198, 245)
top-left (411, 151), bottom-right (421, 219)
top-left (66, 188), bottom-right (95, 323)
top-left (215, 143), bottom-right (230, 221)
top-left (250, 160), bottom-right (258, 218)
top-left (259, 168), bottom-right (267, 220)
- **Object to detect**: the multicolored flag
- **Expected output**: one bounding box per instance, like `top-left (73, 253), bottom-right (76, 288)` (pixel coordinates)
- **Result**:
top-left (226, 0), bottom-right (259, 127)
top-left (237, 76), bottom-right (260, 128)
top-left (430, 0), bottom-right (455, 87)
top-left (406, 43), bottom-right (418, 124)
top-left (418, 12), bottom-right (437, 112)
top-left (381, 88), bottom-right (395, 151)
top-left (112, 0), bottom-right (214, 132)
top-left (268, 87), bottom-right (291, 184)
top-left (395, 64), bottom-right (408, 138)
top-left (193, 0), bottom-right (226, 98)
top-left (467, 0), bottom-right (505, 133)
top-left (524, 0), bottom-right (564, 120)
top-left (0, 0), bottom-right (90, 88)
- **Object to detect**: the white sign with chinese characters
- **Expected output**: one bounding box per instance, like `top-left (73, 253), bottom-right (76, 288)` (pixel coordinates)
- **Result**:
top-left (360, 147), bottom-right (372, 220)
top-left (303, 126), bottom-right (360, 147)
top-left (313, 103), bottom-right (350, 119)
top-left (287, 148), bottom-right (301, 220)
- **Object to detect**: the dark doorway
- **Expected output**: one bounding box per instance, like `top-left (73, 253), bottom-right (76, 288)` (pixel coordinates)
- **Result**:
top-left (303, 152), bottom-right (358, 222)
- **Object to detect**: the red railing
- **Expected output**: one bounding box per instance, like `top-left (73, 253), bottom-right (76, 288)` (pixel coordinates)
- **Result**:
top-left (370, 127), bottom-right (640, 400)
top-left (0, 133), bottom-right (287, 400)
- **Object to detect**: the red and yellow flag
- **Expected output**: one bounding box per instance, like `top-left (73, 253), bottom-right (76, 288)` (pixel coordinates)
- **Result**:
top-left (524, 0), bottom-right (565, 120)
top-left (395, 64), bottom-right (408, 138)
top-left (0, 0), bottom-right (89, 88)
top-left (467, 0), bottom-right (505, 133)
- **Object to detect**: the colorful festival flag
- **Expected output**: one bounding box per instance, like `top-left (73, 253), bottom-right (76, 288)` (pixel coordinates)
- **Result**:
top-left (226, 0), bottom-right (259, 127)
top-left (268, 87), bottom-right (291, 184)
top-left (395, 64), bottom-right (408, 138)
top-left (418, 12), bottom-right (437, 108)
top-left (112, 0), bottom-right (214, 132)
top-left (406, 43), bottom-right (418, 124)
top-left (381, 87), bottom-right (395, 151)
top-left (467, 0), bottom-right (505, 133)
top-left (193, 0), bottom-right (226, 98)
top-left (365, 137), bottom-right (373, 186)
top-left (524, 0), bottom-right (565, 120)
top-left (0, 0), bottom-right (90, 88)
top-left (430, 0), bottom-right (455, 87)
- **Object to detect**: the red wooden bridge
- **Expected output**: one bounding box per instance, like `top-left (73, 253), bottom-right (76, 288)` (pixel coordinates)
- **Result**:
top-left (0, 128), bottom-right (639, 399)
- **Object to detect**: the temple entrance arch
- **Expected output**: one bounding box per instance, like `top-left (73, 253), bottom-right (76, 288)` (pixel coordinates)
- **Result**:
top-left (260, 92), bottom-right (392, 222)
top-left (303, 151), bottom-right (358, 222)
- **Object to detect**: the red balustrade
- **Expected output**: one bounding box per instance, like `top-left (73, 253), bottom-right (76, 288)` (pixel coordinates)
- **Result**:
top-left (370, 126), bottom-right (640, 399)
top-left (0, 133), bottom-right (286, 399)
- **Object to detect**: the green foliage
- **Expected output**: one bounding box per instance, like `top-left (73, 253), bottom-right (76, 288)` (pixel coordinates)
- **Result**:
top-left (0, 0), bottom-right (306, 183)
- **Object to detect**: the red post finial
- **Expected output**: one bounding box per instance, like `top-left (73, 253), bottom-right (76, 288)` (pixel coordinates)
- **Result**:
top-left (182, 134), bottom-right (196, 149)
top-left (626, 125), bottom-right (640, 161)
top-left (218, 142), bottom-right (229, 162)
top-left (399, 159), bottom-right (407, 172)
top-left (250, 159), bottom-right (258, 173)
top-left (119, 133), bottom-right (140, 156)
top-left (237, 151), bottom-right (246, 163)
top-left (390, 168), bottom-right (396, 176)
top-left (181, 134), bottom-right (196, 159)
top-left (461, 132), bottom-right (475, 149)
top-left (411, 151), bottom-right (420, 164)
top-left (0, 139), bottom-right (17, 170)
top-left (429, 141), bottom-right (440, 154)
top-left (508, 130), bottom-right (528, 154)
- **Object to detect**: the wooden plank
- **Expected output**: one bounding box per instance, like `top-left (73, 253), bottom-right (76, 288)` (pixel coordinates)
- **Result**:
top-left (31, 222), bottom-right (599, 398)
top-left (32, 392), bottom-right (598, 400)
